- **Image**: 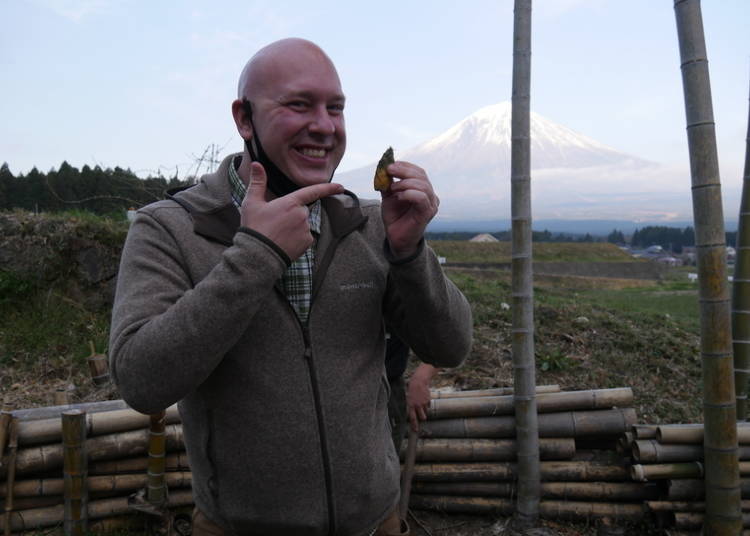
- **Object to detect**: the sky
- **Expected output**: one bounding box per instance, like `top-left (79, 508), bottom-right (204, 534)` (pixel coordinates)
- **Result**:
top-left (2, 0), bottom-right (749, 217)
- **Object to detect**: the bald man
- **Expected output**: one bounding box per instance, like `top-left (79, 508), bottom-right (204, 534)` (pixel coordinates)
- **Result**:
top-left (109, 38), bottom-right (472, 536)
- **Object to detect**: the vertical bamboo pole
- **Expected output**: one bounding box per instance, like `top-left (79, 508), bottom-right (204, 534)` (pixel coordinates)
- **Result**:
top-left (2, 418), bottom-right (18, 536)
top-left (87, 341), bottom-right (110, 386)
top-left (733, 79), bottom-right (750, 421)
top-left (0, 412), bottom-right (10, 456)
top-left (510, 0), bottom-right (540, 527)
top-left (54, 388), bottom-right (71, 407)
top-left (146, 411), bottom-right (167, 505)
top-left (674, 1), bottom-right (742, 533)
top-left (399, 427), bottom-right (418, 520)
top-left (62, 409), bottom-right (87, 536)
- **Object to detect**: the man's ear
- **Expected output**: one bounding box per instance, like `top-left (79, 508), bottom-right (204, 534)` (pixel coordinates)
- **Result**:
top-left (231, 99), bottom-right (253, 140)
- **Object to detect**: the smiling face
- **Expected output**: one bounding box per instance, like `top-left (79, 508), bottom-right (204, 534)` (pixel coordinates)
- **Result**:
top-left (240, 40), bottom-right (346, 187)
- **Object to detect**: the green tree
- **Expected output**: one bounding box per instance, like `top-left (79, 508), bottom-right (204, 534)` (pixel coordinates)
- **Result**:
top-left (607, 229), bottom-right (625, 244)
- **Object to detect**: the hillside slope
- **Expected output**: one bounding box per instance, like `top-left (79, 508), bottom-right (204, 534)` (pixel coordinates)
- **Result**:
top-left (1, 210), bottom-right (701, 426)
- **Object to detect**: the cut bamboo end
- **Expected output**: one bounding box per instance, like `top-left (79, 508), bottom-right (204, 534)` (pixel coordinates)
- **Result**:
top-left (86, 354), bottom-right (109, 387)
top-left (53, 388), bottom-right (71, 408)
top-left (630, 462), bottom-right (704, 482)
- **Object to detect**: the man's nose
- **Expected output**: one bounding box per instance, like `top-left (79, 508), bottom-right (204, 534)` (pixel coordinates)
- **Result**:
top-left (308, 105), bottom-right (336, 135)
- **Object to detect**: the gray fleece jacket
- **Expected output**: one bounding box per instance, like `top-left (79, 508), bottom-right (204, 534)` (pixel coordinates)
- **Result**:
top-left (109, 154), bottom-right (472, 536)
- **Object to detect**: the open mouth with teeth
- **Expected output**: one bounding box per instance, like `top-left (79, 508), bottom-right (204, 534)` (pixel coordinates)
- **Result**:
top-left (297, 147), bottom-right (328, 159)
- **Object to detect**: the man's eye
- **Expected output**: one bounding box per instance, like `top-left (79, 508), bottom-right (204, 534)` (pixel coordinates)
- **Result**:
top-left (288, 101), bottom-right (309, 110)
top-left (328, 104), bottom-right (345, 115)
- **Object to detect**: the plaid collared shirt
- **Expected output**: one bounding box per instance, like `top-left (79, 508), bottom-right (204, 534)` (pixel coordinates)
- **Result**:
top-left (229, 158), bottom-right (320, 325)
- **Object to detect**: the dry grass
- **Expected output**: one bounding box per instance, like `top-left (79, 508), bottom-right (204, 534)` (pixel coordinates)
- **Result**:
top-left (422, 268), bottom-right (702, 425)
top-left (0, 212), bottom-right (702, 535)
top-left (428, 241), bottom-right (638, 264)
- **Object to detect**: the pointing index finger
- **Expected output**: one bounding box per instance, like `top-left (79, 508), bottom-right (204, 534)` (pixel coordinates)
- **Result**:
top-left (289, 182), bottom-right (345, 205)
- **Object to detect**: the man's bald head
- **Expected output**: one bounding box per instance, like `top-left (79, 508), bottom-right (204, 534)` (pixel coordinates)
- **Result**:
top-left (231, 37), bottom-right (346, 190)
top-left (237, 38), bottom-right (339, 100)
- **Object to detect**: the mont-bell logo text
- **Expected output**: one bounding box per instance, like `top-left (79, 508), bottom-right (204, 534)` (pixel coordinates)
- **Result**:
top-left (339, 281), bottom-right (375, 291)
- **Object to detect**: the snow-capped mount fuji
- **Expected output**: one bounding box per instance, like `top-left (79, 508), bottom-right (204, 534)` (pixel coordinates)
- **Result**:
top-left (336, 102), bottom-right (693, 224)
top-left (403, 101), bottom-right (644, 172)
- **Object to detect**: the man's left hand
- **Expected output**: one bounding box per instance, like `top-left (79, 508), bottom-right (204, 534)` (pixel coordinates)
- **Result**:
top-left (380, 161), bottom-right (439, 258)
top-left (406, 364), bottom-right (440, 431)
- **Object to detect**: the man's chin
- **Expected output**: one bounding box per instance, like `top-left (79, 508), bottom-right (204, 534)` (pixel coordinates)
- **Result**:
top-left (290, 171), bottom-right (335, 188)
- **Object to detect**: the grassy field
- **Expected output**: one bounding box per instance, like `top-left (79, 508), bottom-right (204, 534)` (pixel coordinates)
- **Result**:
top-left (0, 218), bottom-right (709, 536)
top-left (428, 240), bottom-right (639, 263)
top-left (432, 267), bottom-right (703, 424)
top-left (0, 224), bottom-right (704, 424)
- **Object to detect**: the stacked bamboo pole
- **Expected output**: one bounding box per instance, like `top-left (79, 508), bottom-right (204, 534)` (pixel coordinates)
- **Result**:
top-left (0, 403), bottom-right (190, 532)
top-left (10, 388), bottom-right (750, 533)
top-left (627, 422), bottom-right (750, 532)
top-left (407, 387), bottom-right (649, 526)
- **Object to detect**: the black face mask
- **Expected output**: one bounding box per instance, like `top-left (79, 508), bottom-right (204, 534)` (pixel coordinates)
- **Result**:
top-left (241, 99), bottom-right (339, 199)
top-left (241, 99), bottom-right (301, 198)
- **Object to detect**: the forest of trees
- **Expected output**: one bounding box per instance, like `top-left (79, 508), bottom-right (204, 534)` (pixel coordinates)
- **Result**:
top-left (0, 161), bottom-right (189, 216)
top-left (624, 225), bottom-right (735, 252)
top-left (1, 162), bottom-right (739, 249)
top-left (629, 226), bottom-right (695, 253)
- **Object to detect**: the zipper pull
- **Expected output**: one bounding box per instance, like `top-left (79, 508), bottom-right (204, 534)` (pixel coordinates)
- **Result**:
top-left (302, 326), bottom-right (312, 360)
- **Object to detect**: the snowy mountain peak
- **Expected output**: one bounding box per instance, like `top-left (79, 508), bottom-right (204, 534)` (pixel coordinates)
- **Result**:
top-left (336, 102), bottom-right (671, 222)
top-left (412, 101), bottom-right (636, 169)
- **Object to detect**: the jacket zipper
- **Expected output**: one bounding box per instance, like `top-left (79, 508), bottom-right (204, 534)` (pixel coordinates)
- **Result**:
top-left (301, 324), bottom-right (337, 536)
top-left (285, 228), bottom-right (350, 535)
top-left (279, 288), bottom-right (336, 536)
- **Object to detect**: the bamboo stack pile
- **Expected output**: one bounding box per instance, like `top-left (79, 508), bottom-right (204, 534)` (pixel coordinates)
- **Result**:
top-left (626, 423), bottom-right (750, 532)
top-left (8, 387), bottom-right (737, 534)
top-left (405, 386), bottom-right (651, 525)
top-left (0, 401), bottom-right (192, 533)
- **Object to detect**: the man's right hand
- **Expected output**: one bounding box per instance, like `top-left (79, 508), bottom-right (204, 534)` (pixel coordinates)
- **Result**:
top-left (241, 162), bottom-right (344, 260)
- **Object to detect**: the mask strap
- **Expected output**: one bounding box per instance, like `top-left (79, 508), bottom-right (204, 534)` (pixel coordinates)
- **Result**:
top-left (241, 99), bottom-right (339, 198)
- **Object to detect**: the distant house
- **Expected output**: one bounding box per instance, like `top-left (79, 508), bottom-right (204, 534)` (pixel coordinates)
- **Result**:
top-left (727, 246), bottom-right (737, 264)
top-left (470, 233), bottom-right (499, 243)
top-left (680, 246), bottom-right (734, 266)
top-left (654, 256), bottom-right (682, 267)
